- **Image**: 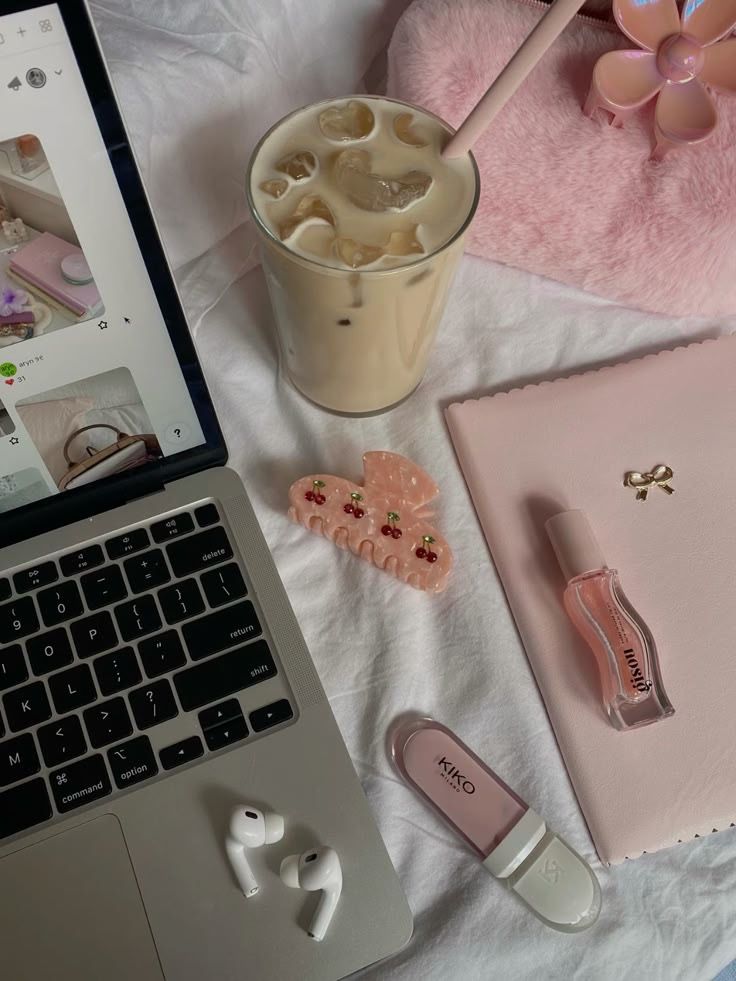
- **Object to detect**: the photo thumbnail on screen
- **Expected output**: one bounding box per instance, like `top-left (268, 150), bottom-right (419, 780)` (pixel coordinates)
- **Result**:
top-left (0, 132), bottom-right (105, 348)
top-left (16, 367), bottom-right (162, 492)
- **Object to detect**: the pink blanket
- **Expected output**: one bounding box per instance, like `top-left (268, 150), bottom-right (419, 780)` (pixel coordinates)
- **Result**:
top-left (386, 0), bottom-right (736, 317)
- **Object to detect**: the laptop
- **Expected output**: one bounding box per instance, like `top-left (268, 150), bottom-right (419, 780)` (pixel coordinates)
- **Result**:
top-left (0, 3), bottom-right (413, 978)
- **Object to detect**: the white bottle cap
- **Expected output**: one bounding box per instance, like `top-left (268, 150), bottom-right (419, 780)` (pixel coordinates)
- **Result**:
top-left (483, 808), bottom-right (546, 877)
top-left (486, 824), bottom-right (602, 933)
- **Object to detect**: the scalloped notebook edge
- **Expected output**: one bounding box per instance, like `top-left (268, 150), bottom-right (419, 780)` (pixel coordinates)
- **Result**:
top-left (446, 335), bottom-right (730, 417)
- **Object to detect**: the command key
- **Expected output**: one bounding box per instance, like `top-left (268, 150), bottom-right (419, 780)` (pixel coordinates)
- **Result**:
top-left (50, 755), bottom-right (112, 813)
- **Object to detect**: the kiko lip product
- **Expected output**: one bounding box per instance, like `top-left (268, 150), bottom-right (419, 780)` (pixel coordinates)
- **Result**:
top-left (391, 717), bottom-right (601, 932)
top-left (546, 509), bottom-right (674, 730)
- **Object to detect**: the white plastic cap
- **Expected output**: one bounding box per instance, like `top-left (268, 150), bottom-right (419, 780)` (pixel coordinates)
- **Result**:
top-left (483, 808), bottom-right (546, 878)
top-left (486, 827), bottom-right (601, 933)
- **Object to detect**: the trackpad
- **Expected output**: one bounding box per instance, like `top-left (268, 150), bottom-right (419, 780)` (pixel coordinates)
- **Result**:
top-left (0, 815), bottom-right (164, 981)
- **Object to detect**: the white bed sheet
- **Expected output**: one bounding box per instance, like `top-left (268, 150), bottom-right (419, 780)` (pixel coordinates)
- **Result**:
top-left (91, 3), bottom-right (736, 977)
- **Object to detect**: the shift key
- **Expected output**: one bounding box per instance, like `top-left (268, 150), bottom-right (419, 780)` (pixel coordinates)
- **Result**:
top-left (50, 754), bottom-right (112, 814)
top-left (174, 641), bottom-right (276, 712)
top-left (167, 527), bottom-right (233, 578)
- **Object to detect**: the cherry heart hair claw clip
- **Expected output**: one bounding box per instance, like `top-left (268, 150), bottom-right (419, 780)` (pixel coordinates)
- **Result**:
top-left (288, 451), bottom-right (453, 593)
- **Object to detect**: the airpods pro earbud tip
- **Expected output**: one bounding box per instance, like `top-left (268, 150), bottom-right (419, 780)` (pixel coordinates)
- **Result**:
top-left (265, 812), bottom-right (285, 843)
top-left (280, 854), bottom-right (300, 888)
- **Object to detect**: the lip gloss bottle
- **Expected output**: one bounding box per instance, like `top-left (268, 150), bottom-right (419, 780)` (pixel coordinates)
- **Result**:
top-left (545, 509), bottom-right (674, 731)
top-left (391, 717), bottom-right (601, 932)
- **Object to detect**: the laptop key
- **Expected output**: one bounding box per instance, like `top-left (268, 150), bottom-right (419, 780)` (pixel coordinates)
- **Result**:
top-left (167, 526), bottom-right (233, 578)
top-left (203, 717), bottom-right (249, 752)
top-left (0, 578), bottom-right (11, 603)
top-left (195, 503), bottom-right (219, 528)
top-left (151, 512), bottom-right (194, 543)
top-left (158, 579), bottom-right (205, 625)
top-left (81, 565), bottom-right (127, 610)
top-left (49, 663), bottom-right (97, 714)
top-left (83, 698), bottom-right (133, 749)
top-left (108, 735), bottom-right (158, 790)
top-left (37, 581), bottom-right (84, 628)
top-left (201, 563), bottom-right (246, 609)
top-left (37, 715), bottom-right (87, 768)
top-left (59, 545), bottom-right (105, 576)
top-left (27, 628), bottom-right (74, 676)
top-left (0, 597), bottom-right (40, 644)
top-left (50, 755), bottom-right (112, 814)
top-left (106, 528), bottom-right (149, 560)
top-left (250, 698), bottom-right (294, 733)
top-left (0, 645), bottom-right (28, 692)
top-left (3, 681), bottom-right (52, 732)
top-left (115, 596), bottom-right (162, 642)
top-left (198, 698), bottom-right (243, 730)
top-left (124, 549), bottom-right (171, 594)
top-left (0, 778), bottom-right (52, 839)
top-left (129, 679), bottom-right (179, 730)
top-left (13, 562), bottom-right (58, 595)
top-left (174, 641), bottom-right (277, 712)
top-left (71, 610), bottom-right (118, 658)
top-left (139, 631), bottom-right (187, 678)
top-left (182, 602), bottom-right (262, 661)
top-left (0, 733), bottom-right (41, 787)
top-left (160, 735), bottom-right (204, 771)
top-left (94, 648), bottom-right (142, 696)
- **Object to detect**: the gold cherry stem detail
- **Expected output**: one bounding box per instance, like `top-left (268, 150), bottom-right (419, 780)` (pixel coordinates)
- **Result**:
top-left (382, 511), bottom-right (402, 539)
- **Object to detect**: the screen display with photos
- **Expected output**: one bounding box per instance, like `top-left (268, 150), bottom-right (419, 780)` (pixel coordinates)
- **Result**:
top-left (0, 3), bottom-right (207, 518)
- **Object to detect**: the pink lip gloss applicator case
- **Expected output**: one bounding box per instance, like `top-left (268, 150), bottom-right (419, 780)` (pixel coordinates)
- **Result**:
top-left (392, 718), bottom-right (601, 932)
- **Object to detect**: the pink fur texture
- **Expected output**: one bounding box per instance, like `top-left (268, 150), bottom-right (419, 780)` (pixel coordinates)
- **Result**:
top-left (386, 0), bottom-right (736, 317)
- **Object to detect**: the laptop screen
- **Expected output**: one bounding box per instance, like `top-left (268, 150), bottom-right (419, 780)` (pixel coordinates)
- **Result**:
top-left (0, 3), bottom-right (215, 523)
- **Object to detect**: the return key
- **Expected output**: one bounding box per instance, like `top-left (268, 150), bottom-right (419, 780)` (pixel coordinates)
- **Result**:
top-left (182, 602), bottom-right (262, 661)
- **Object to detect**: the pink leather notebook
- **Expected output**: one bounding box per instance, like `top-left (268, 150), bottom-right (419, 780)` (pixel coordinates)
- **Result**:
top-left (9, 233), bottom-right (101, 318)
top-left (446, 336), bottom-right (736, 865)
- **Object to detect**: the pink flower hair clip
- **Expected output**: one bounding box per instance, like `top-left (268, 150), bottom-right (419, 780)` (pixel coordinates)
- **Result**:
top-left (584, 0), bottom-right (736, 159)
top-left (288, 451), bottom-right (453, 593)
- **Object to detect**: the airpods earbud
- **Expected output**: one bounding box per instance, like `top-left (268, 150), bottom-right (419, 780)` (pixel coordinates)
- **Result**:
top-left (280, 846), bottom-right (343, 941)
top-left (226, 805), bottom-right (285, 898)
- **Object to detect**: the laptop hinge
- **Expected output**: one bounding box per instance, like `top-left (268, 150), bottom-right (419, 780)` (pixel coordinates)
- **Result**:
top-left (0, 469), bottom-right (168, 551)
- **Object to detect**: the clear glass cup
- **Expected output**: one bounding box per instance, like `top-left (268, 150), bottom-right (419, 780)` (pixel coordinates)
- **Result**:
top-left (246, 96), bottom-right (480, 415)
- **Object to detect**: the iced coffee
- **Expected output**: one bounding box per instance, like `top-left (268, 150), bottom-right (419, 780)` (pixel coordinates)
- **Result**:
top-left (247, 96), bottom-right (479, 414)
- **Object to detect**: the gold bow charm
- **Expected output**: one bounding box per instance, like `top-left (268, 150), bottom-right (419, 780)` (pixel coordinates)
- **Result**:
top-left (624, 465), bottom-right (674, 501)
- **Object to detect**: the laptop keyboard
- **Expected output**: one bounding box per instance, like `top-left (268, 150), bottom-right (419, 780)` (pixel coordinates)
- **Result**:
top-left (0, 503), bottom-right (294, 842)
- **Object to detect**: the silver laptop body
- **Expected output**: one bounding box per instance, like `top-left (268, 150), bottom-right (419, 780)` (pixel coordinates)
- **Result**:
top-left (0, 3), bottom-right (412, 978)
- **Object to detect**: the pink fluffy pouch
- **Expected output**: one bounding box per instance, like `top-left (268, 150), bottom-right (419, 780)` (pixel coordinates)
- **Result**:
top-left (386, 0), bottom-right (736, 317)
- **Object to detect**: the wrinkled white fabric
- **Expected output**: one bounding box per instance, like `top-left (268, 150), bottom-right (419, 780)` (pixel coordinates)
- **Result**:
top-left (92, 3), bottom-right (736, 978)
top-left (195, 262), bottom-right (736, 981)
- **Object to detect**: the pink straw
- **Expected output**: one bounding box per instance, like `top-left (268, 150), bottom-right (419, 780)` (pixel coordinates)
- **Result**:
top-left (442, 0), bottom-right (588, 158)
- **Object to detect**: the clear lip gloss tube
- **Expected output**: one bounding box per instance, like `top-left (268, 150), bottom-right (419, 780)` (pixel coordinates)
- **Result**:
top-left (546, 509), bottom-right (675, 731)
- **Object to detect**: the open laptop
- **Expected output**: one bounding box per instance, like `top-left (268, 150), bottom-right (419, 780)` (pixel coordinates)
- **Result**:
top-left (0, 2), bottom-right (412, 978)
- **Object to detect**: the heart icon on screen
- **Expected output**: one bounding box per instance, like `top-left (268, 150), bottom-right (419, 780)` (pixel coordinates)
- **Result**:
top-left (4, 379), bottom-right (14, 386)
